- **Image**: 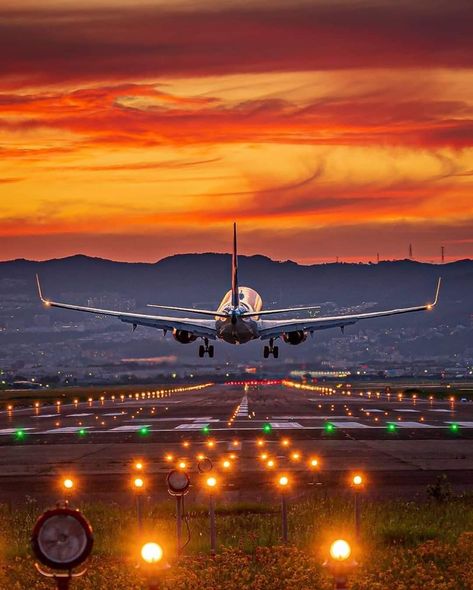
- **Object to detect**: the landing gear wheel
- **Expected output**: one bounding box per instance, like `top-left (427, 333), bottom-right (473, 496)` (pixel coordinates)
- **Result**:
top-left (263, 339), bottom-right (279, 359)
top-left (198, 339), bottom-right (214, 357)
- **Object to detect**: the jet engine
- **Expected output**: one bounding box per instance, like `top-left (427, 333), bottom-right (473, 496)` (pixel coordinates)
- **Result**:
top-left (282, 330), bottom-right (307, 345)
top-left (173, 329), bottom-right (197, 344)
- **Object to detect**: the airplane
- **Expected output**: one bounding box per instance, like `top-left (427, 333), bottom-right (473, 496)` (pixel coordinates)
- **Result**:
top-left (36, 223), bottom-right (441, 359)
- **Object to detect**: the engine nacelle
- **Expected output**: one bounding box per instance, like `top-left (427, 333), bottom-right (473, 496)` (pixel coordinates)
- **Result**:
top-left (283, 330), bottom-right (307, 345)
top-left (173, 329), bottom-right (197, 344)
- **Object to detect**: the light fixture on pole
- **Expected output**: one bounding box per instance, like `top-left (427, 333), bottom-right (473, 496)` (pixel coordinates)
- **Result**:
top-left (140, 542), bottom-right (171, 590)
top-left (31, 506), bottom-right (93, 590)
top-left (205, 476), bottom-right (218, 556)
top-left (277, 475), bottom-right (290, 543)
top-left (323, 539), bottom-right (358, 590)
top-left (166, 470), bottom-right (190, 556)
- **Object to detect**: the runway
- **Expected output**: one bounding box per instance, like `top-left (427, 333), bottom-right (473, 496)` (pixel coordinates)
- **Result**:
top-left (1, 381), bottom-right (473, 502)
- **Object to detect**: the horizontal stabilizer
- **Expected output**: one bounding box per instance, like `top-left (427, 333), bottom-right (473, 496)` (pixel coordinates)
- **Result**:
top-left (243, 305), bottom-right (320, 318)
top-left (147, 304), bottom-right (228, 318)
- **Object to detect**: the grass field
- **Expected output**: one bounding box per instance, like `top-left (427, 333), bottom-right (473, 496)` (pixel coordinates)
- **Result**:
top-left (1, 489), bottom-right (473, 589)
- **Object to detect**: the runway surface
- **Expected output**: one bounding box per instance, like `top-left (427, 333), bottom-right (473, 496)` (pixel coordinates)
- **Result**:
top-left (2, 381), bottom-right (473, 502)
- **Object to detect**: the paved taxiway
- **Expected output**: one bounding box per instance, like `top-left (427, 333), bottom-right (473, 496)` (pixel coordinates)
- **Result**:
top-left (1, 382), bottom-right (473, 502)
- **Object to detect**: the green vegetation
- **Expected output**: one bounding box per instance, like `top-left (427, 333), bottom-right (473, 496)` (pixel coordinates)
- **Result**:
top-left (2, 492), bottom-right (473, 588)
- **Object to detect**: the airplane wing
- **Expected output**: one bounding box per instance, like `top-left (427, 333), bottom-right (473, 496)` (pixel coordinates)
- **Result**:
top-left (258, 278), bottom-right (441, 340)
top-left (35, 275), bottom-right (217, 339)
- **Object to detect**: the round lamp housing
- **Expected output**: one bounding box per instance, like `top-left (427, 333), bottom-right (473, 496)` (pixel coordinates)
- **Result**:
top-left (31, 507), bottom-right (93, 570)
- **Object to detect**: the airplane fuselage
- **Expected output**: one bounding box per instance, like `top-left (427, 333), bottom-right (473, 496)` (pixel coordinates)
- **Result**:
top-left (215, 286), bottom-right (262, 344)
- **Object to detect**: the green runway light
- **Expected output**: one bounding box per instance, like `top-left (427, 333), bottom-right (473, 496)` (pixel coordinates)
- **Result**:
top-left (202, 425), bottom-right (210, 435)
top-left (263, 423), bottom-right (272, 434)
top-left (139, 426), bottom-right (149, 436)
top-left (450, 423), bottom-right (459, 433)
top-left (15, 429), bottom-right (25, 440)
top-left (325, 423), bottom-right (335, 433)
top-left (387, 423), bottom-right (397, 433)
top-left (78, 428), bottom-right (87, 437)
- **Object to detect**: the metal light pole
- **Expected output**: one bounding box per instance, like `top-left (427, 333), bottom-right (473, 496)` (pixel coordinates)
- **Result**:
top-left (278, 475), bottom-right (289, 543)
top-left (166, 470), bottom-right (190, 556)
top-left (132, 477), bottom-right (145, 530)
top-left (351, 474), bottom-right (364, 540)
top-left (205, 476), bottom-right (218, 556)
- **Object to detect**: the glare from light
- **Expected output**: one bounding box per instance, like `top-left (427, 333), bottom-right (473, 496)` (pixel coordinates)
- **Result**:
top-left (63, 478), bottom-right (74, 490)
top-left (278, 475), bottom-right (289, 487)
top-left (135, 462), bottom-right (143, 471)
top-left (141, 542), bottom-right (163, 564)
top-left (352, 474), bottom-right (363, 486)
top-left (133, 477), bottom-right (144, 490)
top-left (206, 476), bottom-right (217, 488)
top-left (309, 458), bottom-right (319, 468)
top-left (329, 539), bottom-right (352, 561)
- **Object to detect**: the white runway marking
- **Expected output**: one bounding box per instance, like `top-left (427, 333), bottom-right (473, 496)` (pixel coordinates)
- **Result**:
top-left (446, 421), bottom-right (473, 427)
top-left (108, 425), bottom-right (151, 432)
top-left (40, 426), bottom-right (92, 434)
top-left (175, 423), bottom-right (210, 430)
top-left (273, 415), bottom-right (352, 420)
top-left (328, 421), bottom-right (371, 428)
top-left (396, 421), bottom-right (433, 428)
top-left (395, 409), bottom-right (420, 413)
top-left (31, 414), bottom-right (58, 419)
top-left (361, 409), bottom-right (384, 413)
top-left (193, 418), bottom-right (220, 422)
top-left (0, 428), bottom-right (35, 435)
top-left (66, 413), bottom-right (93, 417)
top-left (270, 422), bottom-right (303, 429)
top-left (103, 412), bottom-right (127, 417)
top-left (430, 409), bottom-right (452, 413)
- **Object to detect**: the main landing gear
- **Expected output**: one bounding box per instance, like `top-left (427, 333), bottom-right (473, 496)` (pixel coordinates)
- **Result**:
top-left (263, 338), bottom-right (279, 359)
top-left (199, 338), bottom-right (214, 358)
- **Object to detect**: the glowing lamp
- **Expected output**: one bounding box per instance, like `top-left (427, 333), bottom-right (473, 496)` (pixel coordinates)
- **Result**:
top-left (309, 458), bottom-right (319, 468)
top-left (135, 462), bottom-right (144, 471)
top-left (63, 478), bottom-right (74, 490)
top-left (329, 539), bottom-right (351, 561)
top-left (141, 542), bottom-right (163, 564)
top-left (352, 474), bottom-right (363, 487)
top-left (278, 475), bottom-right (289, 487)
top-left (133, 477), bottom-right (144, 490)
top-left (206, 476), bottom-right (217, 489)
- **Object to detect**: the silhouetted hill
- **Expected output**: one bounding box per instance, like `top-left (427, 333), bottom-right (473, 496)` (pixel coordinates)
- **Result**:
top-left (1, 254), bottom-right (472, 327)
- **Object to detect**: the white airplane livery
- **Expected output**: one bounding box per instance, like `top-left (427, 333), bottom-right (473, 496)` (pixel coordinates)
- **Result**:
top-left (36, 224), bottom-right (441, 359)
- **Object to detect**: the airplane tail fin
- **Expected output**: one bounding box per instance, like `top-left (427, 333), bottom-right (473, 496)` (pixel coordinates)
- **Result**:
top-left (231, 222), bottom-right (239, 308)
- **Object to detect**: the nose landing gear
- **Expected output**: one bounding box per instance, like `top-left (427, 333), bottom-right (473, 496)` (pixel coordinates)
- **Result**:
top-left (263, 338), bottom-right (279, 359)
top-left (198, 338), bottom-right (214, 358)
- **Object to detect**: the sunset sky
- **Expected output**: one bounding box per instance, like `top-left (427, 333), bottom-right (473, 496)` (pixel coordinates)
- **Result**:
top-left (1, 0), bottom-right (472, 263)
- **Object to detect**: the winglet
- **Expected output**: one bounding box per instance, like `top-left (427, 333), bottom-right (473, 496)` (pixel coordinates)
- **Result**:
top-left (428, 277), bottom-right (441, 309)
top-left (36, 274), bottom-right (50, 306)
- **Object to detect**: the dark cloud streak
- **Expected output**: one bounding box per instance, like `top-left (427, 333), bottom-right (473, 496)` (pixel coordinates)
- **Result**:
top-left (1, 2), bottom-right (472, 86)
